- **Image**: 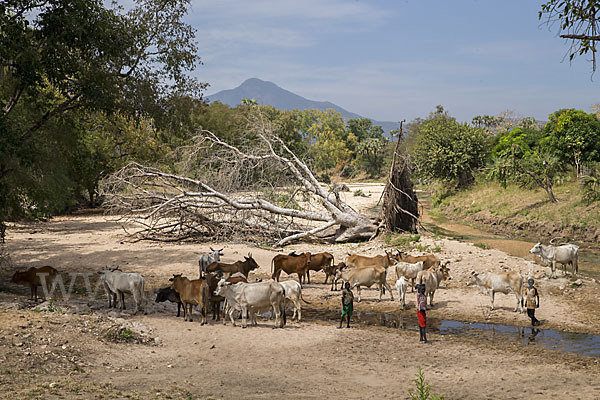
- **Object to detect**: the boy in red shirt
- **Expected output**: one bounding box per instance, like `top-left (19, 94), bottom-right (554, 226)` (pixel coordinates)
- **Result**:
top-left (416, 283), bottom-right (428, 343)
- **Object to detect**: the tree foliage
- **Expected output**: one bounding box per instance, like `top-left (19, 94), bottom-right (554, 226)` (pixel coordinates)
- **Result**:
top-left (490, 127), bottom-right (564, 203)
top-left (543, 108), bottom-right (600, 176)
top-left (0, 0), bottom-right (204, 222)
top-left (539, 1), bottom-right (600, 72)
top-left (411, 107), bottom-right (490, 188)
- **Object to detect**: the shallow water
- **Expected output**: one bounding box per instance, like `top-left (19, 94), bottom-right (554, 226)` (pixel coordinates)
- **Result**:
top-left (304, 309), bottom-right (600, 358)
top-left (422, 212), bottom-right (600, 279)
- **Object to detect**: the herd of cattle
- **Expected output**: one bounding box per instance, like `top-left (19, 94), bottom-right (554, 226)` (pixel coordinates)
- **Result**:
top-left (9, 240), bottom-right (580, 328)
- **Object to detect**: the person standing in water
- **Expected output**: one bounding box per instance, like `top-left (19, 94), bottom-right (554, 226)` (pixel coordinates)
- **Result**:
top-left (338, 282), bottom-right (354, 329)
top-left (416, 283), bottom-right (428, 343)
top-left (522, 278), bottom-right (540, 326)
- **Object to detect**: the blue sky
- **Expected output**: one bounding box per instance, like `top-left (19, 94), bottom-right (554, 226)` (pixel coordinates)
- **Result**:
top-left (186, 0), bottom-right (598, 123)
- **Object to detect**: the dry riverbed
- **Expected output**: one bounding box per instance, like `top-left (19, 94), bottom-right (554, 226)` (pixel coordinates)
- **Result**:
top-left (1, 183), bottom-right (599, 399)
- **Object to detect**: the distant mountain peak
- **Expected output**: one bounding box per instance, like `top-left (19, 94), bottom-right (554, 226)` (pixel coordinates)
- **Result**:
top-left (207, 78), bottom-right (398, 135)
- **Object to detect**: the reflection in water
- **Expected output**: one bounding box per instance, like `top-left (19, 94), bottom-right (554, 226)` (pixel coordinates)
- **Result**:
top-left (304, 308), bottom-right (600, 358)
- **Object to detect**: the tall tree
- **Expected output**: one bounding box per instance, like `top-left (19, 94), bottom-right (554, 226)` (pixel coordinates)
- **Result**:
top-left (543, 109), bottom-right (600, 177)
top-left (411, 107), bottom-right (490, 188)
top-left (0, 0), bottom-right (204, 222)
top-left (490, 127), bottom-right (564, 203)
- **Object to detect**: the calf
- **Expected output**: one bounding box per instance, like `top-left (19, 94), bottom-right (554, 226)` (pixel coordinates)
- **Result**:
top-left (325, 262), bottom-right (345, 291)
top-left (335, 266), bottom-right (393, 302)
top-left (395, 277), bottom-right (408, 308)
top-left (169, 274), bottom-right (210, 324)
top-left (98, 268), bottom-right (146, 314)
top-left (467, 271), bottom-right (523, 313)
top-left (271, 252), bottom-right (311, 285)
top-left (11, 266), bottom-right (59, 300)
top-left (394, 261), bottom-right (424, 292)
top-left (530, 242), bottom-right (579, 278)
top-left (155, 287), bottom-right (183, 317)
top-left (416, 263), bottom-right (451, 307)
top-left (198, 247), bottom-right (224, 278)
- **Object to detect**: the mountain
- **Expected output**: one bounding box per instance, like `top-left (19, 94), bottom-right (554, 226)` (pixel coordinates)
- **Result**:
top-left (206, 78), bottom-right (399, 136)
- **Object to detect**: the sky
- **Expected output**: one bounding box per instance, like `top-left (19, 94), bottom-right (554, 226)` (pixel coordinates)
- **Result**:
top-left (185, 0), bottom-right (599, 123)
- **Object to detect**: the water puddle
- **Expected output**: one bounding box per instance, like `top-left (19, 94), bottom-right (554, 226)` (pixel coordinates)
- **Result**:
top-left (304, 309), bottom-right (600, 358)
top-left (421, 209), bottom-right (600, 279)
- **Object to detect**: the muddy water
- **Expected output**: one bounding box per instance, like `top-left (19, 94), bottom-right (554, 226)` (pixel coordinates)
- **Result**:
top-left (420, 206), bottom-right (600, 279)
top-left (304, 308), bottom-right (600, 358)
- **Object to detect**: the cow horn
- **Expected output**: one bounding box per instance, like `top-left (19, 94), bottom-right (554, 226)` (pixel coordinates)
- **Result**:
top-left (210, 247), bottom-right (215, 252)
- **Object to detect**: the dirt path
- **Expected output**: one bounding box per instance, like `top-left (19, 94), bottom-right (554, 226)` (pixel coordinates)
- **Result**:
top-left (1, 183), bottom-right (600, 399)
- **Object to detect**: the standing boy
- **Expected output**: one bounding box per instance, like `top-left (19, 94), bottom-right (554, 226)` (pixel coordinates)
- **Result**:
top-left (522, 278), bottom-right (540, 326)
top-left (338, 282), bottom-right (354, 329)
top-left (416, 283), bottom-right (428, 343)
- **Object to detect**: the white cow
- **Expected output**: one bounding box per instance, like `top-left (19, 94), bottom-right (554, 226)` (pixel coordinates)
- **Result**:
top-left (215, 280), bottom-right (285, 328)
top-left (198, 247), bottom-right (224, 278)
top-left (394, 261), bottom-right (424, 292)
top-left (335, 266), bottom-right (393, 302)
top-left (416, 263), bottom-right (451, 307)
top-left (395, 277), bottom-right (408, 308)
top-left (530, 242), bottom-right (579, 278)
top-left (98, 268), bottom-right (146, 314)
top-left (467, 271), bottom-right (523, 313)
top-left (278, 280), bottom-right (309, 321)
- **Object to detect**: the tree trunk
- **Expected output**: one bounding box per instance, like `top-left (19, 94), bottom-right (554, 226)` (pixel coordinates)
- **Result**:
top-left (544, 185), bottom-right (558, 203)
top-left (381, 121), bottom-right (419, 233)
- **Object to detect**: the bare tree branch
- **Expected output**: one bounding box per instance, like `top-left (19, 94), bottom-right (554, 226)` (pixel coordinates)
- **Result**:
top-left (103, 110), bottom-right (377, 245)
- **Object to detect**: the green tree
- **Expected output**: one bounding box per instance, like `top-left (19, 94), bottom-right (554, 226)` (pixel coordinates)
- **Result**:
top-left (346, 118), bottom-right (387, 177)
top-left (490, 127), bottom-right (564, 203)
top-left (299, 109), bottom-right (348, 171)
top-left (539, 1), bottom-right (600, 72)
top-left (0, 0), bottom-right (203, 221)
top-left (543, 109), bottom-right (600, 176)
top-left (412, 107), bottom-right (490, 187)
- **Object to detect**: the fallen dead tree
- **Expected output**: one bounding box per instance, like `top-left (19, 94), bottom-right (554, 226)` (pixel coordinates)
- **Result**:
top-left (103, 111), bottom-right (378, 246)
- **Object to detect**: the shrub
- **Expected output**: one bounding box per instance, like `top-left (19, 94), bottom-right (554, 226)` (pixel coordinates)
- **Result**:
top-left (408, 368), bottom-right (446, 400)
top-left (582, 175), bottom-right (600, 203)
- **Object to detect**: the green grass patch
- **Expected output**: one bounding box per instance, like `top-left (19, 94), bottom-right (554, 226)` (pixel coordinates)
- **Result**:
top-left (432, 178), bottom-right (599, 237)
top-left (386, 233), bottom-right (421, 248)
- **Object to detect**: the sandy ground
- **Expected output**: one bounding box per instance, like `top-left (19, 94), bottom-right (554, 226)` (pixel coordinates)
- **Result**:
top-left (1, 183), bottom-right (600, 399)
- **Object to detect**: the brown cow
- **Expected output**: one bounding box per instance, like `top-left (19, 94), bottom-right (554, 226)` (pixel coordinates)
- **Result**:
top-left (206, 253), bottom-right (260, 278)
top-left (293, 251), bottom-right (333, 284)
top-left (11, 266), bottom-right (59, 300)
top-left (204, 272), bottom-right (249, 320)
top-left (271, 252), bottom-right (311, 285)
top-left (205, 272), bottom-right (225, 321)
top-left (346, 251), bottom-right (396, 270)
top-left (225, 272), bottom-right (248, 285)
top-left (169, 274), bottom-right (210, 324)
top-left (395, 251), bottom-right (440, 270)
top-left (324, 262), bottom-right (346, 291)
